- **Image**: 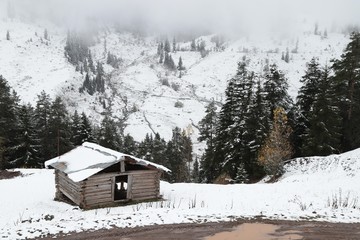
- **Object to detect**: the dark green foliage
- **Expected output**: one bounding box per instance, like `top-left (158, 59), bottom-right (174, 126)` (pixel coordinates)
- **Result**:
top-left (0, 76), bottom-right (19, 169)
top-left (264, 64), bottom-right (292, 121)
top-left (79, 62), bottom-right (105, 95)
top-left (122, 134), bottom-right (137, 155)
top-left (10, 104), bottom-right (40, 167)
top-left (331, 32), bottom-right (360, 151)
top-left (47, 97), bottom-right (73, 159)
top-left (98, 116), bottom-right (122, 151)
top-left (191, 157), bottom-right (200, 183)
top-left (302, 66), bottom-right (342, 156)
top-left (198, 100), bottom-right (218, 182)
top-left (164, 127), bottom-right (192, 182)
top-left (34, 91), bottom-right (52, 165)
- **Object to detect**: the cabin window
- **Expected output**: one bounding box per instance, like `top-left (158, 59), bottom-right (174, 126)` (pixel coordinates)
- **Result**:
top-left (114, 175), bottom-right (128, 200)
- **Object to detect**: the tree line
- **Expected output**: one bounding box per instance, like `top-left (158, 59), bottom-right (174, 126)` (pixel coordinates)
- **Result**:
top-left (197, 32), bottom-right (360, 183)
top-left (0, 79), bottom-right (193, 182)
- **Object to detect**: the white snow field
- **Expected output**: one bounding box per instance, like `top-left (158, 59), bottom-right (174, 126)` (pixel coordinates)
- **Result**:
top-left (1, 149), bottom-right (360, 239)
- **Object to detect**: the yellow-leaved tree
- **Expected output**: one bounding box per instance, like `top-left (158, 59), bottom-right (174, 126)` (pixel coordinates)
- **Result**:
top-left (258, 107), bottom-right (293, 177)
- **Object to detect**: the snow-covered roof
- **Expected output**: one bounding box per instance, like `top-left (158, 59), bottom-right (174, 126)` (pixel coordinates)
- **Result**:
top-left (45, 142), bottom-right (170, 182)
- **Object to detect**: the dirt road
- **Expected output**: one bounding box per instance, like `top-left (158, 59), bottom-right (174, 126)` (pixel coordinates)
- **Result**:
top-left (43, 220), bottom-right (360, 240)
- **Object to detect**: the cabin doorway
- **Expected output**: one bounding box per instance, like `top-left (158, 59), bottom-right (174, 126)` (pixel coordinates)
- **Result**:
top-left (114, 175), bottom-right (128, 200)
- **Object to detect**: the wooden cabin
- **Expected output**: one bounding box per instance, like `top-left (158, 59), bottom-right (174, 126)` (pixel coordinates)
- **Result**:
top-left (45, 142), bottom-right (170, 209)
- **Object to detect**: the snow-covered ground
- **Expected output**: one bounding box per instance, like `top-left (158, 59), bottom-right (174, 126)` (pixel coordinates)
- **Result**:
top-left (1, 149), bottom-right (360, 239)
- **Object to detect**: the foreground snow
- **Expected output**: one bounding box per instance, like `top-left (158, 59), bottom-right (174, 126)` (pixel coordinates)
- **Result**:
top-left (1, 149), bottom-right (360, 239)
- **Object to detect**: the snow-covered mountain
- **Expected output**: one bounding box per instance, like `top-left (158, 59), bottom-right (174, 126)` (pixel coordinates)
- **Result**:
top-left (0, 18), bottom-right (349, 150)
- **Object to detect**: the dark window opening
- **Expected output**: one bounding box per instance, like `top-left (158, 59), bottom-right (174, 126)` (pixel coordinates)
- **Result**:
top-left (114, 175), bottom-right (128, 200)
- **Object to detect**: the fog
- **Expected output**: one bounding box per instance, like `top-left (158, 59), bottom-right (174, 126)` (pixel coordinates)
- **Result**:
top-left (1, 0), bottom-right (360, 35)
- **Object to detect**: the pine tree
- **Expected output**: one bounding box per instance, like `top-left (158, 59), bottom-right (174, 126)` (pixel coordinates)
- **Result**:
top-left (302, 66), bottom-right (342, 156)
top-left (165, 127), bottom-right (189, 182)
top-left (191, 157), bottom-right (200, 183)
top-left (34, 91), bottom-right (52, 164)
top-left (79, 112), bottom-right (95, 143)
top-left (264, 63), bottom-right (291, 123)
top-left (48, 97), bottom-right (73, 159)
top-left (70, 110), bottom-right (82, 146)
top-left (152, 133), bottom-right (167, 165)
top-left (214, 61), bottom-right (255, 179)
top-left (6, 30), bottom-right (10, 40)
top-left (296, 57), bottom-right (322, 156)
top-left (198, 100), bottom-right (218, 182)
top-left (331, 32), bottom-right (360, 151)
top-left (10, 104), bottom-right (40, 167)
top-left (123, 134), bottom-right (137, 155)
top-left (177, 56), bottom-right (185, 78)
top-left (98, 116), bottom-right (122, 151)
top-left (258, 107), bottom-right (293, 177)
top-left (164, 38), bottom-right (171, 53)
top-left (0, 76), bottom-right (18, 169)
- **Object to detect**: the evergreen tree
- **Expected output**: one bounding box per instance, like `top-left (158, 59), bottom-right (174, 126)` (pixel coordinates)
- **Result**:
top-left (6, 30), bottom-right (10, 41)
top-left (214, 61), bottom-right (255, 179)
top-left (264, 63), bottom-right (291, 122)
top-left (198, 100), bottom-right (218, 182)
top-left (70, 110), bottom-right (82, 146)
top-left (48, 97), bottom-right (73, 159)
top-left (296, 57), bottom-right (322, 156)
top-left (79, 112), bottom-right (95, 143)
top-left (191, 157), bottom-right (200, 183)
top-left (122, 134), bottom-right (137, 155)
top-left (302, 66), bottom-right (342, 156)
top-left (138, 133), bottom-right (153, 160)
top-left (331, 32), bottom-right (360, 151)
top-left (34, 91), bottom-right (52, 164)
top-left (152, 133), bottom-right (167, 165)
top-left (98, 116), bottom-right (122, 151)
top-left (0, 76), bottom-right (18, 169)
top-left (10, 104), bottom-right (40, 167)
top-left (165, 127), bottom-right (189, 182)
top-left (164, 38), bottom-right (171, 53)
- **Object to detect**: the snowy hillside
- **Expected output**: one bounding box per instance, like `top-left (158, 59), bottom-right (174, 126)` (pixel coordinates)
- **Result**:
top-left (0, 18), bottom-right (349, 147)
top-left (1, 149), bottom-right (360, 239)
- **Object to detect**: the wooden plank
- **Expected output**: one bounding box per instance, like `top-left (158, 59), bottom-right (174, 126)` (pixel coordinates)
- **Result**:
top-left (85, 193), bottom-right (112, 202)
top-left (120, 161), bottom-right (125, 172)
top-left (85, 184), bottom-right (112, 192)
top-left (60, 187), bottom-right (81, 205)
top-left (127, 175), bottom-right (133, 199)
top-left (131, 184), bottom-right (158, 191)
top-left (85, 197), bottom-right (113, 205)
top-left (84, 188), bottom-right (112, 196)
top-left (85, 178), bottom-right (112, 185)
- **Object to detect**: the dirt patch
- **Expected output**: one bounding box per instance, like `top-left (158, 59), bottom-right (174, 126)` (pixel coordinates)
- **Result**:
top-left (41, 220), bottom-right (360, 240)
top-left (0, 170), bottom-right (21, 180)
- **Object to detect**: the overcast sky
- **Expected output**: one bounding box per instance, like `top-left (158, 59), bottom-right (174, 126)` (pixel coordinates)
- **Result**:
top-left (1, 0), bottom-right (360, 34)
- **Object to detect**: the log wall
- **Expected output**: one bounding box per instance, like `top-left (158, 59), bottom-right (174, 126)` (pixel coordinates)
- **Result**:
top-left (56, 169), bottom-right (162, 209)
